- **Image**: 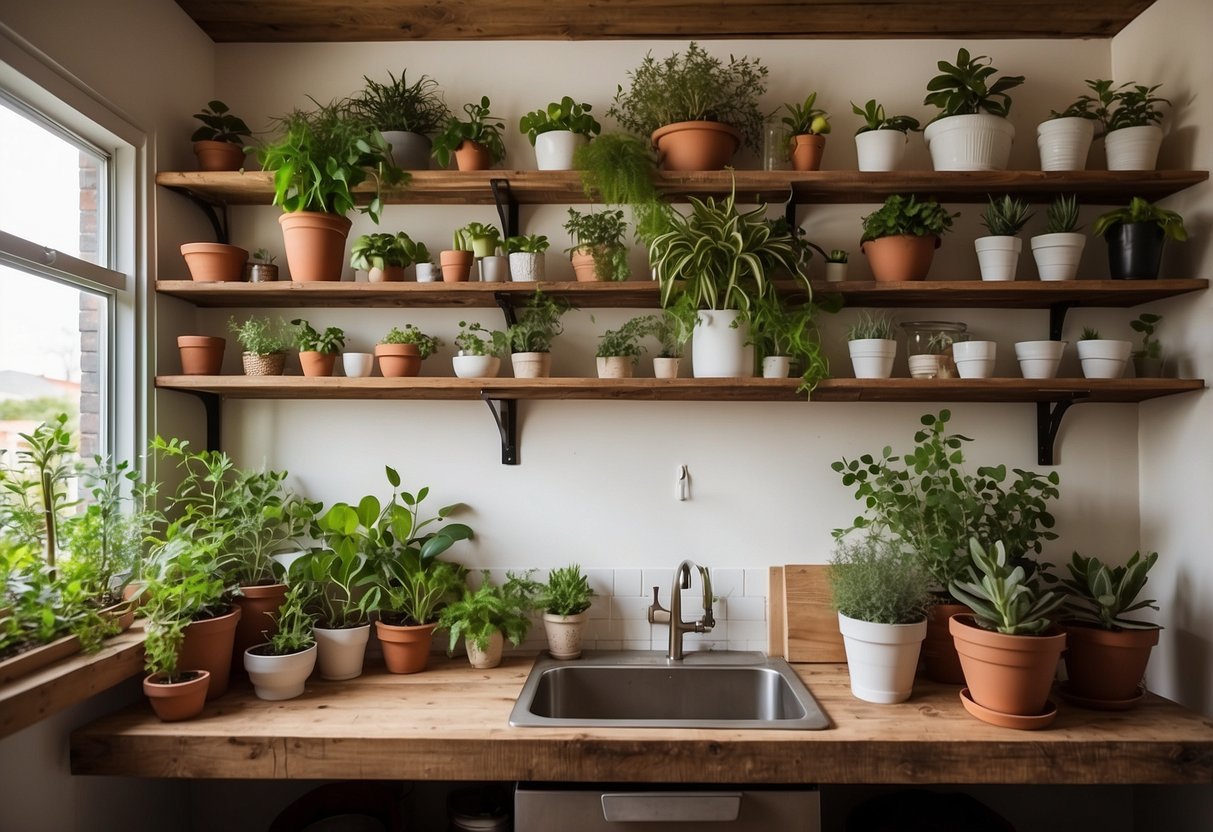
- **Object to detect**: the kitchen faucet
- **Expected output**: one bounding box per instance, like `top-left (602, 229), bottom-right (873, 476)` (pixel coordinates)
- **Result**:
top-left (648, 560), bottom-right (715, 660)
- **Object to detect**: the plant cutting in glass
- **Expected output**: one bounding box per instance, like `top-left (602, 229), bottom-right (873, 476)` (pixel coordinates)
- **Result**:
top-left (1130, 313), bottom-right (1163, 360)
top-left (781, 92), bottom-right (831, 136)
top-left (438, 570), bottom-right (542, 653)
top-left (1092, 197), bottom-right (1188, 241)
top-left (980, 195), bottom-right (1034, 236)
top-left (851, 99), bottom-right (921, 134)
top-left (1044, 194), bottom-right (1081, 234)
top-left (454, 321), bottom-right (509, 358)
top-left (519, 97), bottom-right (602, 144)
top-left (228, 316), bottom-right (291, 356)
top-left (949, 539), bottom-right (1065, 635)
top-left (846, 312), bottom-right (897, 342)
top-left (506, 290), bottom-right (573, 354)
top-left (1061, 550), bottom-right (1159, 630)
top-left (563, 208), bottom-right (630, 281)
top-left (596, 316), bottom-right (651, 361)
top-left (347, 70), bottom-right (451, 135)
top-left (191, 99), bottom-right (252, 144)
top-left (539, 564), bottom-right (595, 617)
top-left (505, 234), bottom-right (550, 254)
top-left (290, 319), bottom-right (346, 355)
top-left (829, 534), bottom-right (930, 625)
top-left (860, 194), bottom-right (958, 242)
top-left (350, 232), bottom-right (418, 271)
top-left (923, 48), bottom-right (1025, 121)
top-left (379, 324), bottom-right (442, 359)
top-left (431, 97), bottom-right (507, 168)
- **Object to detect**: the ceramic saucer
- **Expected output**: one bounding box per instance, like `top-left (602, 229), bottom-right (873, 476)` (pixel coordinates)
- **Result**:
top-left (960, 687), bottom-right (1058, 730)
top-left (1057, 682), bottom-right (1145, 711)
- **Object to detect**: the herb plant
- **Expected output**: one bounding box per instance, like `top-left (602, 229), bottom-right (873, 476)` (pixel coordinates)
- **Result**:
top-left (564, 208), bottom-right (630, 281)
top-left (923, 48), bottom-right (1024, 120)
top-left (431, 97), bottom-right (507, 168)
top-left (143, 617), bottom-right (188, 682)
top-left (1106, 83), bottom-right (1169, 131)
top-left (860, 195), bottom-right (958, 242)
top-left (438, 570), bottom-right (542, 652)
top-left (350, 232), bottom-right (413, 271)
top-left (263, 584), bottom-right (317, 655)
top-left (829, 534), bottom-right (930, 625)
top-left (1092, 197), bottom-right (1188, 241)
top-left (851, 99), bottom-right (920, 134)
top-left (507, 290), bottom-right (572, 353)
top-left (519, 97), bottom-right (601, 144)
top-left (454, 321), bottom-right (509, 358)
top-left (348, 71), bottom-right (450, 134)
top-left (506, 235), bottom-right (550, 254)
top-left (1062, 550), bottom-right (1159, 630)
top-left (191, 100), bottom-right (252, 144)
top-left (291, 319), bottom-right (346, 354)
top-left (949, 539), bottom-right (1065, 635)
top-left (1131, 313), bottom-right (1163, 360)
top-left (846, 312), bottom-right (897, 341)
top-left (1044, 194), bottom-right (1081, 234)
top-left (379, 324), bottom-right (442, 359)
top-left (596, 316), bottom-right (651, 360)
top-left (573, 133), bottom-right (667, 242)
top-left (649, 307), bottom-right (694, 359)
top-left (539, 564), bottom-right (595, 617)
top-left (229, 316), bottom-right (291, 355)
top-left (746, 296), bottom-right (829, 388)
top-left (980, 195), bottom-right (1034, 237)
top-left (780, 92), bottom-right (831, 136)
top-left (288, 545), bottom-right (373, 629)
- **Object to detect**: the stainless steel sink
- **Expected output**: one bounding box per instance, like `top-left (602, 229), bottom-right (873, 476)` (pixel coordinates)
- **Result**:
top-left (509, 651), bottom-right (830, 730)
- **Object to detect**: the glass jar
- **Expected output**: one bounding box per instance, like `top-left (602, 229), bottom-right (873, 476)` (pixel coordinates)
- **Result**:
top-left (763, 119), bottom-right (791, 171)
top-left (901, 321), bottom-right (969, 379)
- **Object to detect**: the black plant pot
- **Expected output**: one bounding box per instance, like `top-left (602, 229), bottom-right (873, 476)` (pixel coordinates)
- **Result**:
top-left (1106, 221), bottom-right (1166, 280)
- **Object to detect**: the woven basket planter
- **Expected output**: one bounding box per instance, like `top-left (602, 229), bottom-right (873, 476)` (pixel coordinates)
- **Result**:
top-left (242, 352), bottom-right (287, 376)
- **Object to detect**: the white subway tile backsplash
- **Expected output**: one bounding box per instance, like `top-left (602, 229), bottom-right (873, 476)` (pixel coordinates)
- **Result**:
top-left (726, 620), bottom-right (768, 642)
top-left (613, 569), bottom-right (643, 597)
top-left (711, 568), bottom-right (744, 598)
top-left (744, 568), bottom-right (769, 597)
top-left (641, 569), bottom-right (668, 597)
top-left (610, 618), bottom-right (653, 641)
top-left (588, 598), bottom-right (610, 620)
top-left (598, 640), bottom-right (621, 651)
top-left (612, 595), bottom-right (653, 620)
top-left (623, 640), bottom-right (651, 651)
top-left (585, 568), bottom-right (614, 598)
top-left (726, 596), bottom-right (766, 621)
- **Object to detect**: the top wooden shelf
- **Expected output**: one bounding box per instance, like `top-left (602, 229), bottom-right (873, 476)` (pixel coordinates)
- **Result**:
top-left (155, 169), bottom-right (1210, 208)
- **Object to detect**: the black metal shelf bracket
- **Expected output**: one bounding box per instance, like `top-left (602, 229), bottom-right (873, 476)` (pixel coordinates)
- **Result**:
top-left (481, 393), bottom-right (519, 465)
top-left (165, 186), bottom-right (231, 244)
top-left (782, 186), bottom-right (798, 230)
top-left (493, 291), bottom-right (519, 328)
top-left (185, 390), bottom-right (222, 452)
top-left (1036, 395), bottom-right (1088, 466)
top-left (1049, 302), bottom-right (1076, 342)
top-left (489, 178), bottom-right (519, 240)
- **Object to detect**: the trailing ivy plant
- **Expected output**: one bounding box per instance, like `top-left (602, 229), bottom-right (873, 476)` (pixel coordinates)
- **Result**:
top-left (923, 47), bottom-right (1024, 120)
top-left (745, 295), bottom-right (830, 392)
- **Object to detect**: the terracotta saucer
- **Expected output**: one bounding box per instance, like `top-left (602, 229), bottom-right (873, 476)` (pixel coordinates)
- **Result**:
top-left (1057, 682), bottom-right (1145, 711)
top-left (959, 688), bottom-right (1058, 730)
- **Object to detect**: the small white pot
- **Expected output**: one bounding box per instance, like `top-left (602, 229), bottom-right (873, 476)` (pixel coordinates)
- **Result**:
top-left (653, 357), bottom-right (681, 379)
top-left (907, 354), bottom-right (947, 379)
top-left (479, 255), bottom-right (509, 283)
top-left (838, 612), bottom-right (927, 705)
top-left (1015, 340), bottom-right (1067, 379)
top-left (453, 354), bottom-right (502, 379)
top-left (924, 114), bottom-right (1015, 171)
top-left (825, 262), bottom-right (848, 283)
top-left (381, 130), bottom-right (431, 170)
top-left (414, 262), bottom-right (438, 283)
top-left (1105, 125), bottom-right (1164, 171)
top-left (534, 130), bottom-right (588, 171)
top-left (848, 339), bottom-right (897, 379)
top-left (244, 643), bottom-right (317, 701)
top-left (1030, 232), bottom-right (1086, 281)
top-left (1077, 339), bottom-right (1132, 379)
top-left (974, 236), bottom-right (1022, 282)
top-left (509, 251), bottom-right (545, 282)
top-left (313, 624), bottom-right (370, 681)
top-left (952, 340), bottom-right (997, 379)
top-left (466, 630), bottom-right (504, 669)
top-left (543, 611), bottom-right (589, 659)
top-left (855, 129), bottom-right (910, 172)
top-left (342, 352), bottom-right (375, 378)
top-left (762, 356), bottom-right (792, 378)
top-left (1036, 117), bottom-right (1095, 171)
top-left (511, 352), bottom-right (551, 379)
top-left (596, 356), bottom-right (635, 379)
top-left (692, 310), bottom-right (753, 378)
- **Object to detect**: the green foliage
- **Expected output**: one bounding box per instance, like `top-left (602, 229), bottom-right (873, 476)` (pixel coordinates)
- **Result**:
top-left (860, 194), bottom-right (958, 243)
top-left (950, 539), bottom-right (1065, 635)
top-left (1107, 83), bottom-right (1169, 132)
top-left (564, 208), bottom-right (630, 281)
top-left (379, 324), bottom-right (442, 359)
top-left (505, 234), bottom-right (550, 254)
top-left (252, 248), bottom-right (276, 265)
top-left (573, 133), bottom-right (671, 245)
top-left (288, 545), bottom-right (374, 629)
top-left (439, 570), bottom-right (542, 652)
top-left (453, 222), bottom-right (502, 257)
top-left (596, 316), bottom-right (651, 359)
top-left (142, 540), bottom-right (232, 647)
top-left (506, 290), bottom-right (573, 354)
top-left (265, 584), bottom-right (318, 655)
top-left (780, 92), bottom-right (831, 136)
top-left (539, 564), bottom-right (595, 616)
top-left (1062, 551), bottom-right (1159, 630)
top-left (607, 42), bottom-right (770, 152)
top-left (290, 319), bottom-right (346, 354)
top-left (454, 321), bottom-right (510, 358)
top-left (431, 97), bottom-right (506, 167)
top-left (350, 232), bottom-right (415, 270)
top-left (1079, 327), bottom-right (1102, 341)
top-left (980, 195), bottom-right (1034, 237)
top-left (347, 70), bottom-right (450, 135)
top-left (519, 97), bottom-right (602, 144)
top-left (924, 47), bottom-right (1024, 120)
top-left (143, 616), bottom-right (186, 680)
top-left (2, 542), bottom-right (113, 660)
top-left (191, 100), bottom-right (251, 144)
top-left (851, 99), bottom-right (921, 135)
top-left (1049, 80), bottom-right (1108, 121)
top-left (1131, 313), bottom-right (1163, 360)
top-left (228, 315), bottom-right (291, 355)
top-left (1, 414), bottom-right (76, 567)
top-left (846, 312), bottom-right (897, 341)
top-left (1092, 197), bottom-right (1187, 242)
top-left (402, 235), bottom-right (431, 265)
top-left (0, 395), bottom-right (75, 424)
top-left (829, 534), bottom-right (930, 625)
top-left (649, 305), bottom-right (695, 359)
top-left (746, 295), bottom-right (830, 393)
top-left (1044, 194), bottom-right (1081, 234)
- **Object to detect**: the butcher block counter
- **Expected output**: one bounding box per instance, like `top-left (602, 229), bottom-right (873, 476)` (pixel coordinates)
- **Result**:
top-left (70, 656), bottom-right (1213, 784)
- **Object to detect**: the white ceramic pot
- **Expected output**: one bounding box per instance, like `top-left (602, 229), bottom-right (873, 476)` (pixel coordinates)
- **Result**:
top-left (479, 254), bottom-right (509, 283)
top-left (908, 354), bottom-right (947, 379)
top-left (244, 643), bottom-right (317, 701)
top-left (1105, 125), bottom-right (1164, 171)
top-left (596, 356), bottom-right (634, 379)
top-left (1077, 339), bottom-right (1132, 379)
top-left (453, 354), bottom-right (502, 379)
top-left (381, 130), bottom-right (431, 170)
top-left (692, 310), bottom-right (753, 378)
top-left (511, 352), bottom-right (551, 379)
top-left (924, 114), bottom-right (1015, 171)
top-left (848, 339), bottom-right (897, 379)
top-left (414, 262), bottom-right (438, 282)
top-left (653, 357), bottom-right (681, 379)
top-left (508, 251), bottom-right (545, 282)
top-left (1030, 232), bottom-right (1086, 281)
top-left (825, 262), bottom-right (848, 283)
top-left (1015, 340), bottom-right (1067, 379)
top-left (313, 624), bottom-right (370, 681)
top-left (543, 611), bottom-right (589, 660)
top-left (855, 129), bottom-right (909, 172)
top-left (837, 612), bottom-right (927, 704)
top-left (974, 236), bottom-right (1023, 282)
top-left (534, 130), bottom-right (588, 171)
top-left (762, 356), bottom-right (791, 378)
top-left (1036, 117), bottom-right (1095, 171)
top-left (342, 352), bottom-right (375, 378)
top-left (466, 630), bottom-right (504, 669)
top-left (952, 340), bottom-right (997, 379)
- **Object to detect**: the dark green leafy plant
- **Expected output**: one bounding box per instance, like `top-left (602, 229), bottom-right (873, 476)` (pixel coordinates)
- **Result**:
top-left (401, 235), bottom-right (431, 265)
top-left (564, 208), bottom-right (630, 281)
top-left (1049, 80), bottom-right (1109, 121)
top-left (648, 306), bottom-right (694, 359)
top-left (852, 99), bottom-right (921, 135)
top-left (829, 534), bottom-right (930, 625)
top-left (923, 47), bottom-right (1024, 120)
top-left (291, 319), bottom-right (346, 354)
top-left (142, 616), bottom-right (187, 681)
top-left (1062, 551), bottom-right (1159, 630)
top-left (539, 564), bottom-right (595, 616)
top-left (431, 97), bottom-right (507, 168)
top-left (347, 71), bottom-right (450, 135)
top-left (454, 321), bottom-right (509, 358)
top-left (519, 97), bottom-right (601, 144)
top-left (1044, 194), bottom-right (1081, 234)
top-left (781, 92), bottom-right (831, 136)
top-left (191, 100), bottom-right (252, 144)
top-left (1092, 197), bottom-right (1187, 241)
top-left (980, 195), bottom-right (1034, 237)
top-left (1107, 83), bottom-right (1169, 132)
top-left (860, 195), bottom-right (958, 242)
top-left (1080, 327), bottom-right (1102, 341)
top-left (746, 295), bottom-right (830, 392)
top-left (379, 324), bottom-right (442, 359)
top-left (506, 235), bottom-right (550, 254)
top-left (1131, 313), bottom-right (1163, 360)
top-left (950, 539), bottom-right (1065, 635)
top-left (438, 570), bottom-right (542, 652)
top-left (596, 316), bottom-right (651, 360)
top-left (228, 316), bottom-right (291, 355)
top-left (507, 290), bottom-right (573, 354)
top-left (350, 232), bottom-right (413, 271)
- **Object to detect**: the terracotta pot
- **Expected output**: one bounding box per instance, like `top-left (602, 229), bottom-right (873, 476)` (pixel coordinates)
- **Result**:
top-left (788, 134), bottom-right (826, 171)
top-left (180, 242), bottom-right (248, 282)
top-left (279, 211), bottom-right (352, 282)
top-left (193, 140), bottom-right (246, 172)
top-left (453, 140), bottom-right (493, 171)
top-left (177, 336), bottom-right (225, 375)
top-left (950, 614), bottom-right (1066, 718)
top-left (570, 249), bottom-right (600, 282)
top-left (143, 670), bottom-right (211, 722)
top-left (368, 265), bottom-right (406, 283)
top-left (466, 630), bottom-right (505, 669)
top-left (179, 606), bottom-right (241, 699)
top-left (299, 351), bottom-right (337, 377)
top-left (375, 343), bottom-right (422, 377)
top-left (651, 120), bottom-right (742, 171)
top-left (861, 235), bottom-right (941, 282)
top-left (246, 263), bottom-right (279, 282)
top-left (1063, 622), bottom-right (1159, 703)
top-left (232, 584), bottom-right (287, 673)
top-left (375, 620), bottom-right (438, 674)
top-left (440, 250), bottom-right (474, 282)
top-left (922, 601), bottom-right (971, 684)
top-left (242, 352), bottom-right (286, 376)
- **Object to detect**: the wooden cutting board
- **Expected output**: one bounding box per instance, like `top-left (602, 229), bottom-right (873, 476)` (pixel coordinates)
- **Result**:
top-left (781, 564), bottom-right (846, 663)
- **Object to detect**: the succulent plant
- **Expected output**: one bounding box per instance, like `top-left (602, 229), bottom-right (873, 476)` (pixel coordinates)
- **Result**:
top-left (949, 539), bottom-right (1065, 635)
top-left (1062, 551), bottom-right (1159, 630)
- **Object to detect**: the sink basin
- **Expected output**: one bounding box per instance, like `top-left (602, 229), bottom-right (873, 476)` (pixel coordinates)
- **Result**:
top-left (509, 651), bottom-right (830, 730)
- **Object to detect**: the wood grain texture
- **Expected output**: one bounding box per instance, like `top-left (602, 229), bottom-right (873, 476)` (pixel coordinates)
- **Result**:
top-left (784, 565), bottom-right (847, 663)
top-left (70, 655), bottom-right (1213, 784)
top-left (767, 567), bottom-right (785, 659)
top-left (0, 635), bottom-right (82, 686)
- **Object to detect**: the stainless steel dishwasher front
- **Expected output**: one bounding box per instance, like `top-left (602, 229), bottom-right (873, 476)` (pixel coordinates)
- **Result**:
top-left (514, 786), bottom-right (820, 830)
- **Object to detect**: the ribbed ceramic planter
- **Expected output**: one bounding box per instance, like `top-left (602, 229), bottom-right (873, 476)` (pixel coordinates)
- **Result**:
top-left (1105, 125), bottom-right (1163, 171)
top-left (543, 611), bottom-right (589, 659)
top-left (974, 236), bottom-right (1022, 281)
top-left (952, 340), bottom-right (997, 379)
top-left (1077, 339), bottom-right (1132, 379)
top-left (534, 130), bottom-right (587, 170)
top-left (244, 643), bottom-right (317, 701)
top-left (453, 354), bottom-right (501, 379)
top-left (848, 339), bottom-right (897, 379)
top-left (1036, 117), bottom-right (1095, 171)
top-left (511, 352), bottom-right (551, 379)
top-left (596, 356), bottom-right (634, 379)
top-left (1030, 232), bottom-right (1086, 281)
top-left (375, 343), bottom-right (422, 377)
top-left (279, 211), bottom-right (351, 282)
top-left (381, 130), bottom-right (431, 170)
top-left (1015, 340), bottom-right (1066, 379)
top-left (692, 310), bottom-right (753, 378)
top-left (466, 630), bottom-right (505, 669)
top-left (855, 129), bottom-right (909, 172)
top-left (144, 670), bottom-right (211, 722)
top-left (314, 624), bottom-right (371, 681)
top-left (651, 120), bottom-right (741, 171)
top-left (762, 356), bottom-right (791, 378)
top-left (181, 242), bottom-right (248, 282)
top-left (838, 613), bottom-right (928, 704)
top-left (509, 252), bottom-right (545, 282)
top-left (924, 114), bottom-right (1015, 171)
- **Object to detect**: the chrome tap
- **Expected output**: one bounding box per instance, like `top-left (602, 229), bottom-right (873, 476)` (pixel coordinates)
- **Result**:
top-left (647, 560), bottom-right (715, 660)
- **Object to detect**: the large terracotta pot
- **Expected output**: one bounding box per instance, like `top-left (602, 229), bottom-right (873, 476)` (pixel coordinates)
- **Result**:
top-left (788, 134), bottom-right (826, 172)
top-left (651, 120), bottom-right (741, 171)
top-left (232, 583), bottom-right (287, 673)
top-left (1063, 622), bottom-right (1159, 703)
top-left (922, 601), bottom-right (971, 684)
top-left (375, 620), bottom-right (438, 674)
top-left (299, 351), bottom-right (337, 377)
top-left (179, 606), bottom-right (241, 699)
top-left (180, 242), bottom-right (248, 282)
top-left (570, 249), bottom-right (599, 282)
top-left (177, 336), bottom-right (225, 375)
top-left (193, 140), bottom-right (246, 172)
top-left (440, 250), bottom-right (474, 282)
top-left (453, 140), bottom-right (492, 171)
top-left (143, 670), bottom-right (211, 722)
top-left (950, 614), bottom-right (1066, 717)
top-left (861, 235), bottom-right (941, 282)
top-left (279, 211), bottom-right (352, 282)
top-left (375, 343), bottom-right (422, 377)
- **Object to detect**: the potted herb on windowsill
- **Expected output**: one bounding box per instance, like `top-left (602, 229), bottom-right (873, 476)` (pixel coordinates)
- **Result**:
top-left (851, 99), bottom-right (920, 172)
top-left (1092, 197), bottom-right (1187, 280)
top-left (288, 543), bottom-right (374, 681)
top-left (520, 97), bottom-right (602, 171)
top-left (860, 194), bottom-right (957, 282)
top-left (1030, 194), bottom-right (1085, 282)
top-left (506, 290), bottom-right (572, 379)
top-left (976, 195), bottom-right (1033, 282)
top-left (375, 324), bottom-right (441, 378)
top-left (348, 70), bottom-right (451, 170)
top-left (243, 584), bottom-right (318, 701)
top-left (595, 316), bottom-right (650, 379)
top-left (506, 234), bottom-right (550, 282)
top-left (350, 232), bottom-right (412, 283)
top-left (291, 319), bottom-right (345, 377)
top-left (846, 312), bottom-right (898, 379)
top-left (229, 315), bottom-right (291, 376)
top-left (780, 92), bottom-right (831, 172)
top-left (431, 97), bottom-right (506, 171)
top-left (439, 571), bottom-right (541, 669)
top-left (1130, 313), bottom-right (1164, 378)
top-left (191, 99), bottom-right (252, 172)
top-left (539, 564), bottom-right (595, 660)
top-left (564, 209), bottom-right (629, 282)
top-left (922, 48), bottom-right (1024, 171)
top-left (453, 321), bottom-right (508, 379)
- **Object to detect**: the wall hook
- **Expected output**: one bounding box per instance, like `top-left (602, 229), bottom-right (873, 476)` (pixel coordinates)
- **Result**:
top-left (676, 464), bottom-right (690, 501)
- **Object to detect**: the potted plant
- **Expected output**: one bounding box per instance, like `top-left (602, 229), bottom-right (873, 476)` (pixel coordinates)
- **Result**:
top-left (949, 539), bottom-right (1067, 728)
top-left (506, 234), bottom-right (550, 282)
top-left (443, 222), bottom-right (499, 282)
top-left (975, 195), bottom-right (1033, 282)
top-left (1030, 194), bottom-right (1085, 282)
top-left (607, 42), bottom-right (768, 171)
top-left (564, 209), bottom-right (629, 282)
top-left (1037, 88), bottom-right (1100, 171)
top-left (177, 334), bottom-right (225, 375)
top-left (648, 306), bottom-right (693, 379)
top-left (779, 92), bottom-right (831, 172)
top-left (809, 246), bottom-right (850, 283)
top-left (350, 231), bottom-right (412, 283)
top-left (746, 295), bottom-right (826, 382)
top-left (431, 97), bottom-right (506, 171)
top-left (520, 97), bottom-right (602, 170)
top-left (243, 584), bottom-right (318, 701)
top-left (375, 324), bottom-right (441, 378)
top-left (142, 618), bottom-right (210, 722)
top-left (342, 348), bottom-right (375, 379)
top-left (258, 100), bottom-right (405, 282)
top-left (851, 99), bottom-right (920, 172)
top-left (922, 48), bottom-right (1024, 171)
top-left (246, 248), bottom-right (279, 282)
top-left (291, 319), bottom-right (346, 377)
top-left (573, 133), bottom-right (667, 242)
top-left (1130, 313), bottom-right (1164, 378)
top-left (506, 290), bottom-right (572, 379)
top-left (191, 99), bottom-right (252, 172)
top-left (438, 571), bottom-right (540, 669)
top-left (348, 70), bottom-right (451, 170)
top-left (1060, 550), bottom-right (1161, 707)
top-left (595, 316), bottom-right (650, 379)
top-left (903, 325), bottom-right (963, 379)
top-left (829, 534), bottom-right (931, 704)
top-left (1015, 339), bottom-right (1066, 379)
top-left (289, 543), bottom-right (374, 681)
top-left (1092, 197), bottom-right (1187, 280)
top-left (951, 338), bottom-right (997, 379)
top-left (228, 315), bottom-right (291, 376)
top-left (860, 194), bottom-right (957, 282)
top-left (405, 238), bottom-right (436, 282)
top-left (180, 241), bottom-right (248, 283)
top-left (1076, 327), bottom-right (1131, 379)
top-left (1103, 82), bottom-right (1169, 171)
top-left (453, 320), bottom-right (508, 379)
top-left (538, 564), bottom-right (595, 660)
top-left (846, 312), bottom-right (897, 379)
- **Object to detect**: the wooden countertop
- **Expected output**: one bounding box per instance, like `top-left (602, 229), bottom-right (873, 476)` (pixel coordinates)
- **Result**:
top-left (70, 656), bottom-right (1213, 785)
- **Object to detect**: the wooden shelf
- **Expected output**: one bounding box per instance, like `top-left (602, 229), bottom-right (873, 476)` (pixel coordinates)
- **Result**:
top-left (155, 169), bottom-right (1210, 208)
